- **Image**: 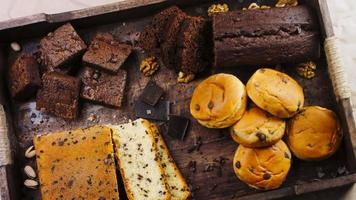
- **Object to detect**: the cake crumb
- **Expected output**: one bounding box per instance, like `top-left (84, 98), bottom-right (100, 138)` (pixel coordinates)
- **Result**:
top-left (276, 0), bottom-right (298, 8)
top-left (140, 57), bottom-right (159, 77)
top-left (177, 72), bottom-right (195, 84)
top-left (207, 4), bottom-right (229, 16)
top-left (296, 61), bottom-right (317, 79)
top-left (87, 113), bottom-right (100, 123)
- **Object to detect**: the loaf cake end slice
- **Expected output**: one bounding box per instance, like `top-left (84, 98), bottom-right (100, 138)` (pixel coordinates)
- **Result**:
top-left (34, 126), bottom-right (119, 200)
top-left (109, 119), bottom-right (171, 200)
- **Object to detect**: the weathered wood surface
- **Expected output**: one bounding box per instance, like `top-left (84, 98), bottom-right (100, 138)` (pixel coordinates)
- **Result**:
top-left (0, 0), bottom-right (356, 200)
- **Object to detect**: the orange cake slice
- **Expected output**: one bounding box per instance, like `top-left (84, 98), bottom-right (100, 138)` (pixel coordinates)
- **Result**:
top-left (34, 125), bottom-right (119, 200)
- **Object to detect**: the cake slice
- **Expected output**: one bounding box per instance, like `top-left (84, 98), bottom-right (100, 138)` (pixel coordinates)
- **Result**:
top-left (177, 16), bottom-right (208, 75)
top-left (8, 54), bottom-right (41, 101)
top-left (150, 122), bottom-right (191, 200)
top-left (109, 119), bottom-right (171, 200)
top-left (34, 126), bottom-right (119, 200)
top-left (138, 6), bottom-right (182, 55)
top-left (160, 11), bottom-right (187, 70)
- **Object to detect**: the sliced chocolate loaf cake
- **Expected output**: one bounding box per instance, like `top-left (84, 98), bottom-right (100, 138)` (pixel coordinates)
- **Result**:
top-left (138, 6), bottom-right (183, 55)
top-left (177, 16), bottom-right (209, 75)
top-left (213, 5), bottom-right (320, 68)
top-left (160, 11), bottom-right (187, 70)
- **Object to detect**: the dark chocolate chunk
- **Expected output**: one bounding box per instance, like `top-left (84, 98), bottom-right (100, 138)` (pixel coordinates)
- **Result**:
top-left (140, 80), bottom-right (164, 106)
top-left (134, 100), bottom-right (170, 121)
top-left (167, 115), bottom-right (190, 141)
top-left (187, 160), bottom-right (197, 173)
top-left (256, 132), bottom-right (266, 142)
top-left (263, 173), bottom-right (271, 180)
top-left (235, 161), bottom-right (241, 169)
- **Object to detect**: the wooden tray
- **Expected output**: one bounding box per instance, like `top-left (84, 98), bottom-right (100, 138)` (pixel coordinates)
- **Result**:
top-left (1, 0), bottom-right (356, 199)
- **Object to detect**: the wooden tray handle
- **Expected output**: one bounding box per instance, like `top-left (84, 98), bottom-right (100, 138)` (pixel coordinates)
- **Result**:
top-left (324, 36), bottom-right (352, 100)
top-left (0, 105), bottom-right (12, 166)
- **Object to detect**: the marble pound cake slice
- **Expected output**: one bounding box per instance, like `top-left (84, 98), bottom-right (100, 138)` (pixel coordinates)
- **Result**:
top-left (34, 126), bottom-right (119, 200)
top-left (109, 119), bottom-right (171, 200)
top-left (150, 123), bottom-right (191, 200)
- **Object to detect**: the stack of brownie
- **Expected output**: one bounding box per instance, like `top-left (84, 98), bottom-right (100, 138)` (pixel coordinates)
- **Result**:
top-left (8, 23), bottom-right (132, 120)
top-left (138, 6), bottom-right (210, 79)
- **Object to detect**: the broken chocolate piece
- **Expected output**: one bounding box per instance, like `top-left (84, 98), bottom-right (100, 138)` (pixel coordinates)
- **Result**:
top-left (140, 80), bottom-right (164, 106)
top-left (134, 100), bottom-right (170, 121)
top-left (167, 115), bottom-right (190, 140)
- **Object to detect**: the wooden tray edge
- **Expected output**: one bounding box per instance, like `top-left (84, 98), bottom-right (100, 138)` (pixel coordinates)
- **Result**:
top-left (0, 0), bottom-right (356, 199)
top-left (0, 0), bottom-right (166, 31)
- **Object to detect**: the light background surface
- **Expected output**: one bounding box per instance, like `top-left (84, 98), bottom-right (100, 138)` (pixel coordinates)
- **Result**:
top-left (1, 0), bottom-right (356, 199)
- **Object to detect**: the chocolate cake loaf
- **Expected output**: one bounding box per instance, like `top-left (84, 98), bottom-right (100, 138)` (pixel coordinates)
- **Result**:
top-left (138, 6), bottom-right (183, 55)
top-left (213, 5), bottom-right (320, 68)
top-left (177, 16), bottom-right (209, 75)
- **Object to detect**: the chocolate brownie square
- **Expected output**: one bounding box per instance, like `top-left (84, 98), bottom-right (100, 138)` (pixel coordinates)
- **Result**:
top-left (80, 67), bottom-right (127, 108)
top-left (38, 23), bottom-right (87, 73)
top-left (82, 33), bottom-right (133, 74)
top-left (36, 72), bottom-right (81, 119)
top-left (8, 54), bottom-right (41, 101)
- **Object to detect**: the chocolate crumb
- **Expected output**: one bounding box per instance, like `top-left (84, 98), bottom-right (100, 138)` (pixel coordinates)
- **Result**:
top-left (235, 161), bottom-right (241, 169)
top-left (195, 104), bottom-right (200, 111)
top-left (188, 160), bottom-right (197, 173)
top-left (208, 101), bottom-right (214, 109)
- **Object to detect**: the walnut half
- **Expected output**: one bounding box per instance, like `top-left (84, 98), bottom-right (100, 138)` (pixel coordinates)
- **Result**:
top-left (140, 57), bottom-right (159, 77)
top-left (243, 3), bottom-right (271, 10)
top-left (296, 61), bottom-right (317, 79)
top-left (276, 0), bottom-right (298, 8)
top-left (207, 4), bottom-right (229, 16)
top-left (177, 72), bottom-right (195, 84)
